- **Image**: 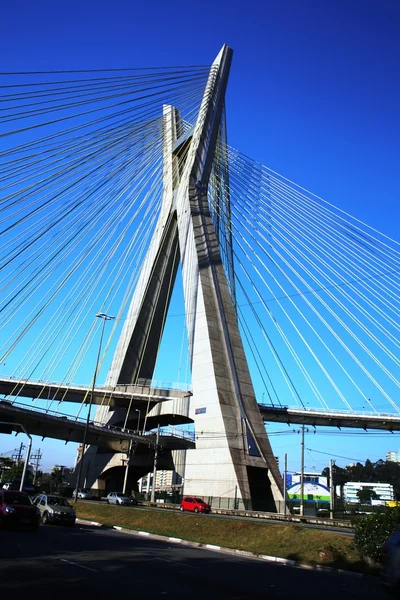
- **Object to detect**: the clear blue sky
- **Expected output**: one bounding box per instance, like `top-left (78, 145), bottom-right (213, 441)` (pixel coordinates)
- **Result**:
top-left (0, 0), bottom-right (399, 473)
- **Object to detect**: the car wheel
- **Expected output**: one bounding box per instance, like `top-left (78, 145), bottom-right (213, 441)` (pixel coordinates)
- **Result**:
top-left (194, 507), bottom-right (199, 513)
top-left (42, 511), bottom-right (50, 525)
top-left (179, 506), bottom-right (184, 512)
top-left (106, 499), bottom-right (109, 504)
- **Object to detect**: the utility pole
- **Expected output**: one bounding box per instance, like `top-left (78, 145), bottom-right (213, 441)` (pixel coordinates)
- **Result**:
top-left (283, 453), bottom-right (288, 515)
top-left (300, 424), bottom-right (305, 516)
top-left (122, 442), bottom-right (132, 496)
top-left (13, 442), bottom-right (25, 465)
top-left (31, 449), bottom-right (42, 484)
top-left (150, 425), bottom-right (160, 503)
top-left (329, 459), bottom-right (335, 519)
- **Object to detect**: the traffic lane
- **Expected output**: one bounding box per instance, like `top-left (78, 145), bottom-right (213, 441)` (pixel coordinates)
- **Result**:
top-left (81, 499), bottom-right (354, 536)
top-left (0, 524), bottom-right (385, 598)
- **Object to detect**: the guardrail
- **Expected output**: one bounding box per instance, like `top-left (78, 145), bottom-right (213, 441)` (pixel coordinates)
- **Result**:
top-left (258, 403), bottom-right (400, 419)
top-left (1, 399), bottom-right (194, 442)
top-left (1, 375), bottom-right (192, 393)
top-left (2, 399), bottom-right (146, 438)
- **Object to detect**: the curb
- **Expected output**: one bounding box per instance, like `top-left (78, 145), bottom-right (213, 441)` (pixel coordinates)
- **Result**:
top-left (75, 518), bottom-right (363, 578)
top-left (76, 519), bottom-right (104, 527)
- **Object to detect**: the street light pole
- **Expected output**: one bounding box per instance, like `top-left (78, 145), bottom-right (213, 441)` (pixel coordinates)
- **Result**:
top-left (300, 424), bottom-right (305, 517)
top-left (150, 424), bottom-right (160, 503)
top-left (122, 409), bottom-right (141, 495)
top-left (74, 312), bottom-right (114, 504)
top-left (135, 408), bottom-right (141, 432)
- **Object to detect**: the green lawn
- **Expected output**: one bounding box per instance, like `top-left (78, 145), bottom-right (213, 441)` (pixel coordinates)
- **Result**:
top-left (76, 502), bottom-right (368, 573)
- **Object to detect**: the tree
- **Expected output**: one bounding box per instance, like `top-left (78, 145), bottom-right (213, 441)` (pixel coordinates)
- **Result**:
top-left (321, 458), bottom-right (400, 498)
top-left (357, 487), bottom-right (379, 505)
top-left (0, 456), bottom-right (14, 481)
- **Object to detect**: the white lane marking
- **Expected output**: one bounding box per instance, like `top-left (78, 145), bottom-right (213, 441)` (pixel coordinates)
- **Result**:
top-left (157, 557), bottom-right (200, 570)
top-left (60, 558), bottom-right (98, 572)
top-left (138, 531), bottom-right (150, 536)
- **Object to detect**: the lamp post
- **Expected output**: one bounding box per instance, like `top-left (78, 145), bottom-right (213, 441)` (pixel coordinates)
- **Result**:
top-left (122, 409), bottom-right (141, 496)
top-left (135, 408), bottom-right (141, 432)
top-left (74, 312), bottom-right (114, 503)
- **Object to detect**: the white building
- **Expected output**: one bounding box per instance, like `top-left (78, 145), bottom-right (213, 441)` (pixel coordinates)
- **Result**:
top-left (337, 481), bottom-right (394, 505)
top-left (386, 450), bottom-right (400, 463)
top-left (291, 472), bottom-right (328, 487)
top-left (138, 469), bottom-right (181, 493)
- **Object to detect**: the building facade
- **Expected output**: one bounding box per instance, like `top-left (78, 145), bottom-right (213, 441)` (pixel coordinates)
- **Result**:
top-left (338, 481), bottom-right (394, 505)
top-left (386, 450), bottom-right (400, 463)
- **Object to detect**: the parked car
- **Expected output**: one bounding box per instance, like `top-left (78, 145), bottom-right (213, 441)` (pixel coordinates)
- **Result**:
top-left (0, 490), bottom-right (41, 531)
top-left (33, 494), bottom-right (76, 526)
top-left (106, 492), bottom-right (134, 506)
top-left (2, 481), bottom-right (37, 494)
top-left (180, 496), bottom-right (211, 514)
top-left (72, 488), bottom-right (92, 499)
top-left (382, 527), bottom-right (400, 594)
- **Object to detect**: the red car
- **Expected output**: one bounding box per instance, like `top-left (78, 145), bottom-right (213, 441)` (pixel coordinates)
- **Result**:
top-left (180, 496), bottom-right (211, 514)
top-left (0, 490), bottom-right (41, 531)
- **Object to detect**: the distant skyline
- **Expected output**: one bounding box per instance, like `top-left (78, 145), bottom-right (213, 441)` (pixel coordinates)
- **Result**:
top-left (0, 0), bottom-right (399, 473)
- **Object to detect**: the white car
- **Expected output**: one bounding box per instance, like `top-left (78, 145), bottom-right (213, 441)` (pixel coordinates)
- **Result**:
top-left (106, 492), bottom-right (133, 506)
top-left (72, 488), bottom-right (92, 499)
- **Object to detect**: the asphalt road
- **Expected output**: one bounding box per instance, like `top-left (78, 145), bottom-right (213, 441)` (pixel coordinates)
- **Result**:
top-left (0, 522), bottom-right (386, 598)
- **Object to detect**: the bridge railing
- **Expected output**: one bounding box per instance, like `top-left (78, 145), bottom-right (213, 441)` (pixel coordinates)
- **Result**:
top-left (258, 403), bottom-right (400, 418)
top-left (0, 375), bottom-right (192, 393)
top-left (3, 399), bottom-right (195, 441)
top-left (5, 399), bottom-right (147, 438)
top-left (159, 425), bottom-right (195, 441)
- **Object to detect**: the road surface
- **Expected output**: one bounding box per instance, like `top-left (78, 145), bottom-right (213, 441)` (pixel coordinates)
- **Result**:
top-left (0, 522), bottom-right (385, 598)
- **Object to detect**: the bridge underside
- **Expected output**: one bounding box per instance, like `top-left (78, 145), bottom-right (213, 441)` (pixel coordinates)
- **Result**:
top-left (0, 400), bottom-right (194, 452)
top-left (260, 405), bottom-right (400, 431)
top-left (0, 378), bottom-right (189, 410)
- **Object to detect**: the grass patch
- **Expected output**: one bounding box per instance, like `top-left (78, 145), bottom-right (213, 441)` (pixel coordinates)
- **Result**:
top-left (76, 502), bottom-right (369, 573)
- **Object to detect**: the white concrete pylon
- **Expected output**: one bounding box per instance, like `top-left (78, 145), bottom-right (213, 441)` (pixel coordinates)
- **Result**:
top-left (102, 45), bottom-right (284, 510)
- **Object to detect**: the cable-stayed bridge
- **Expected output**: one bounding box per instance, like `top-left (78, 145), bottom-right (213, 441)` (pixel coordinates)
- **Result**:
top-left (0, 45), bottom-right (399, 509)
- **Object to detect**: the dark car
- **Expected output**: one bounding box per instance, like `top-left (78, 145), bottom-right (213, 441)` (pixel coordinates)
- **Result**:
top-left (0, 490), bottom-right (41, 531)
top-left (382, 527), bottom-right (400, 594)
top-left (180, 496), bottom-right (211, 513)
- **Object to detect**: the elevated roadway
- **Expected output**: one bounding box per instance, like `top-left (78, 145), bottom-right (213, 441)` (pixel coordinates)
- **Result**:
top-left (0, 400), bottom-right (195, 452)
top-left (259, 404), bottom-right (400, 431)
top-left (0, 377), bottom-right (190, 411)
top-left (2, 377), bottom-right (399, 435)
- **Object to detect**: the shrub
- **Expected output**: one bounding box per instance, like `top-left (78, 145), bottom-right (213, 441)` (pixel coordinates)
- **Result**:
top-left (354, 507), bottom-right (400, 563)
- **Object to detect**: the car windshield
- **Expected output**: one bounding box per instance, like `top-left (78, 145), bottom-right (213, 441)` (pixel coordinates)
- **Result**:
top-left (116, 494), bottom-right (127, 498)
top-left (194, 498), bottom-right (205, 503)
top-left (48, 497), bottom-right (70, 507)
top-left (5, 493), bottom-right (32, 506)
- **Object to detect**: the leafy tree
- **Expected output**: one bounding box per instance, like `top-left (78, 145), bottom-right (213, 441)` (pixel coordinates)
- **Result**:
top-left (354, 507), bottom-right (400, 563)
top-left (321, 458), bottom-right (400, 498)
top-left (0, 456), bottom-right (14, 481)
top-left (357, 487), bottom-right (379, 504)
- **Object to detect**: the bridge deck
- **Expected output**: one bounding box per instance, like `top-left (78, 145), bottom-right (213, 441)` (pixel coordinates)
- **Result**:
top-left (259, 404), bottom-right (400, 431)
top-left (0, 378), bottom-right (190, 410)
top-left (0, 400), bottom-right (195, 452)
